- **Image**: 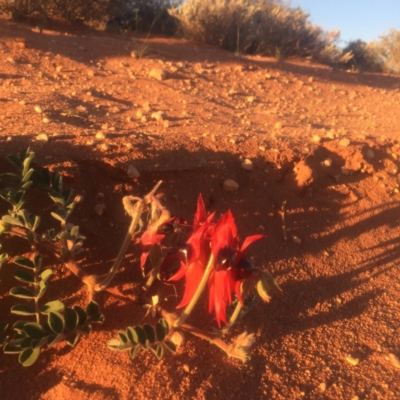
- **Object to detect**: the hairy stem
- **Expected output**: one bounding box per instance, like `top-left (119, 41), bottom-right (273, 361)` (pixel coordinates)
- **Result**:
top-left (221, 301), bottom-right (242, 336)
top-left (174, 254), bottom-right (214, 328)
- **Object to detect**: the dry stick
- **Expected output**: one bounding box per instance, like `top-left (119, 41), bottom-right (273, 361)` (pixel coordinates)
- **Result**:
top-left (279, 200), bottom-right (287, 242)
top-left (94, 181), bottom-right (163, 292)
top-left (173, 254), bottom-right (214, 329)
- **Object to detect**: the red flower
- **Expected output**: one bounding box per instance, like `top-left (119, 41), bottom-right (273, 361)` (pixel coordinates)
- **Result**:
top-left (208, 211), bottom-right (264, 326)
top-left (170, 196), bottom-right (265, 327)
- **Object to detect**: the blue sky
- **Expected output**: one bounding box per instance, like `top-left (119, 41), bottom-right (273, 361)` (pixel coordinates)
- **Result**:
top-left (293, 0), bottom-right (400, 45)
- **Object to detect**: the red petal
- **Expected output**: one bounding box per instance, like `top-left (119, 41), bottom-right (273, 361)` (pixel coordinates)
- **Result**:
top-left (193, 194), bottom-right (207, 230)
top-left (168, 261), bottom-right (187, 282)
top-left (240, 234), bottom-right (265, 252)
top-left (176, 260), bottom-right (205, 308)
top-left (211, 211), bottom-right (237, 257)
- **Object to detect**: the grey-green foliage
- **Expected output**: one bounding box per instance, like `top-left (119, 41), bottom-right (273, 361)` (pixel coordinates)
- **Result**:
top-left (0, 148), bottom-right (103, 366)
top-left (342, 39), bottom-right (384, 73)
top-left (108, 318), bottom-right (176, 360)
top-left (376, 28), bottom-right (400, 74)
top-left (169, 0), bottom-right (350, 64)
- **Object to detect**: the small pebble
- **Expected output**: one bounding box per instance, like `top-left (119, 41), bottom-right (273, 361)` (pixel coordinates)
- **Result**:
top-left (74, 195), bottom-right (84, 203)
top-left (292, 235), bottom-right (301, 244)
top-left (96, 131), bottom-right (106, 140)
top-left (319, 382), bottom-right (326, 392)
top-left (151, 111), bottom-right (165, 121)
top-left (149, 68), bottom-right (167, 81)
top-left (19, 100), bottom-right (25, 105)
top-left (95, 204), bottom-right (106, 216)
top-left (241, 159), bottom-right (253, 171)
top-left (339, 138), bottom-right (351, 147)
top-left (223, 179), bottom-right (239, 192)
top-left (312, 135), bottom-right (321, 143)
top-left (127, 165), bottom-right (140, 179)
top-left (36, 133), bottom-right (48, 142)
top-left (366, 149), bottom-right (375, 159)
top-left (274, 122), bottom-right (282, 129)
top-left (389, 353), bottom-right (400, 369)
top-left (42, 117), bottom-right (50, 123)
top-left (247, 96), bottom-right (255, 103)
top-left (259, 145), bottom-right (266, 152)
top-left (323, 158), bottom-right (333, 167)
top-left (34, 105), bottom-right (43, 113)
top-left (6, 136), bottom-right (12, 142)
top-left (346, 355), bottom-right (359, 366)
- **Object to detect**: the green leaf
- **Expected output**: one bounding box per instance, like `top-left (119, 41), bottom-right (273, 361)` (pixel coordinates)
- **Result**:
top-left (20, 337), bottom-right (33, 349)
top-left (3, 340), bottom-right (23, 353)
top-left (0, 252), bottom-right (8, 268)
top-left (10, 286), bottom-right (35, 299)
top-left (51, 208), bottom-right (69, 223)
top-left (64, 308), bottom-right (78, 332)
top-left (62, 188), bottom-right (73, 204)
top-left (19, 347), bottom-right (40, 367)
top-left (33, 254), bottom-right (42, 269)
top-left (129, 345), bottom-right (142, 359)
top-left (13, 256), bottom-right (35, 270)
top-left (71, 225), bottom-right (79, 236)
top-left (155, 344), bottom-right (164, 360)
top-left (5, 153), bottom-right (23, 170)
top-left (2, 215), bottom-right (24, 227)
top-left (22, 152), bottom-right (34, 177)
top-left (23, 323), bottom-right (46, 339)
top-left (31, 215), bottom-right (40, 232)
top-left (48, 312), bottom-right (65, 334)
top-left (49, 193), bottom-right (65, 207)
top-left (21, 181), bottom-right (33, 190)
top-left (14, 269), bottom-right (35, 283)
top-left (90, 313), bottom-right (105, 324)
top-left (11, 304), bottom-right (36, 316)
top-left (66, 334), bottom-right (80, 347)
top-left (40, 300), bottom-right (64, 314)
top-left (126, 327), bottom-right (138, 344)
top-left (40, 269), bottom-right (52, 282)
top-left (86, 301), bottom-right (99, 317)
top-left (22, 168), bottom-right (34, 183)
top-left (38, 280), bottom-right (48, 299)
top-left (134, 326), bottom-right (147, 346)
top-left (155, 321), bottom-right (166, 342)
top-left (118, 331), bottom-right (128, 344)
top-left (74, 306), bottom-right (87, 325)
top-left (143, 324), bottom-right (155, 344)
top-left (163, 341), bottom-right (176, 354)
top-left (108, 339), bottom-right (123, 350)
top-left (0, 321), bottom-right (8, 336)
top-left (13, 320), bottom-right (27, 331)
top-left (47, 334), bottom-right (58, 346)
top-left (79, 325), bottom-right (92, 335)
top-left (159, 318), bottom-right (169, 335)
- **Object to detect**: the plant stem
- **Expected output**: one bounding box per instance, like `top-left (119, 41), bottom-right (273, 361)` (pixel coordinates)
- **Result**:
top-left (221, 301), bottom-right (242, 336)
top-left (95, 202), bottom-right (144, 292)
top-left (94, 180), bottom-right (163, 291)
top-left (33, 257), bottom-right (40, 324)
top-left (174, 254), bottom-right (214, 328)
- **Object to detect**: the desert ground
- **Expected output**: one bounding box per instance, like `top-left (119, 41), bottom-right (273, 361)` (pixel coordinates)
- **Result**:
top-left (1, 17), bottom-right (400, 400)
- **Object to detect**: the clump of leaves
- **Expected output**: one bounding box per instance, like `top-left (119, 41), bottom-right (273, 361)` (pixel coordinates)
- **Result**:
top-left (108, 318), bottom-right (176, 360)
top-left (0, 148), bottom-right (104, 366)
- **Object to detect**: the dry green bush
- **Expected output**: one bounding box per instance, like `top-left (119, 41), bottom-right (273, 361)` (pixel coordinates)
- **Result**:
top-left (342, 39), bottom-right (384, 73)
top-left (375, 29), bottom-right (400, 74)
top-left (0, 0), bottom-right (180, 32)
top-left (169, 0), bottom-right (351, 64)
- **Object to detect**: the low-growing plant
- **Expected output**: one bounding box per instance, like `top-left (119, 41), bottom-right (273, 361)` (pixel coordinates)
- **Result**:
top-left (1, 148), bottom-right (281, 367)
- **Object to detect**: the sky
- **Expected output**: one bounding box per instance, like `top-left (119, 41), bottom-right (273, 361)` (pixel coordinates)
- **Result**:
top-left (293, 0), bottom-right (400, 45)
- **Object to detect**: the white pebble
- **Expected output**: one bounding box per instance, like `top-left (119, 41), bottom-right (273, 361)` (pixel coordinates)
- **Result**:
top-left (346, 355), bottom-right (359, 366)
top-left (96, 131), bottom-right (106, 140)
top-left (339, 138), bottom-right (351, 147)
top-left (223, 179), bottom-right (239, 192)
top-left (241, 159), bottom-right (253, 171)
top-left (34, 105), bottom-right (43, 113)
top-left (127, 165), bottom-right (140, 179)
top-left (312, 135), bottom-right (321, 143)
top-left (389, 353), bottom-right (400, 369)
top-left (323, 158), bottom-right (333, 167)
top-left (36, 134), bottom-right (48, 142)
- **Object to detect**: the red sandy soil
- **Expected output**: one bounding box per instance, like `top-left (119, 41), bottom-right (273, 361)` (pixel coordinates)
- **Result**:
top-left (1, 17), bottom-right (400, 400)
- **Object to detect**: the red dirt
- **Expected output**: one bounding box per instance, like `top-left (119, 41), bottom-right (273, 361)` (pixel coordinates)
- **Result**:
top-left (1, 17), bottom-right (400, 400)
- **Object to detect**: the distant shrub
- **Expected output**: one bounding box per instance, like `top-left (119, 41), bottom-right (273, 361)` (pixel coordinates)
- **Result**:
top-left (169, 0), bottom-right (351, 64)
top-left (0, 0), bottom-right (180, 33)
top-left (376, 29), bottom-right (400, 74)
top-left (342, 40), bottom-right (384, 72)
